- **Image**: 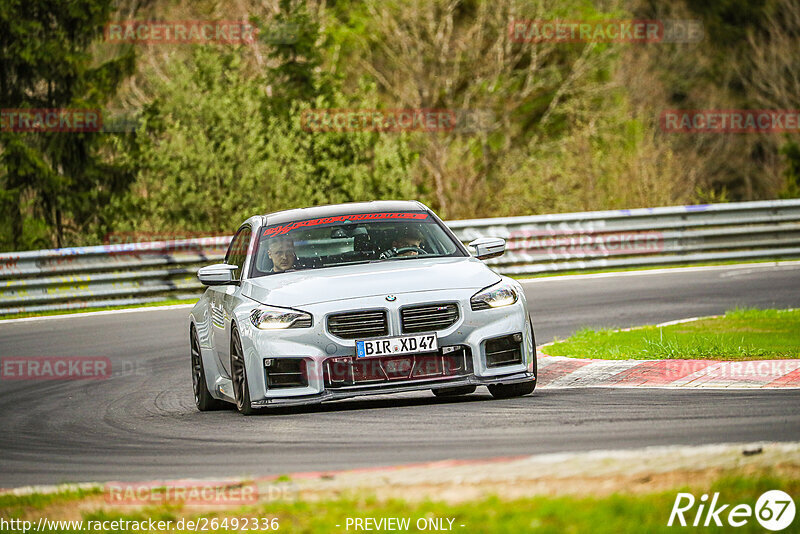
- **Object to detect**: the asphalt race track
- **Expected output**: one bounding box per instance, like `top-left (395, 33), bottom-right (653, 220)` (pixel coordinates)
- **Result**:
top-left (1, 263), bottom-right (799, 487)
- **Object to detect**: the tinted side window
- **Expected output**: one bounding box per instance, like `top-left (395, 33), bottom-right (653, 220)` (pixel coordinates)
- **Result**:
top-left (225, 227), bottom-right (251, 280)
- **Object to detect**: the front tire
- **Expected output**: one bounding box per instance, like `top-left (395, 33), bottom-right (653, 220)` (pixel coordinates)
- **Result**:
top-left (230, 326), bottom-right (257, 415)
top-left (191, 326), bottom-right (226, 411)
top-left (487, 380), bottom-right (535, 399)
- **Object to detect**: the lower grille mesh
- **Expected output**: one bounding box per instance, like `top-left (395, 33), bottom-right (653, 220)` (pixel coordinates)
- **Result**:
top-left (324, 347), bottom-right (472, 388)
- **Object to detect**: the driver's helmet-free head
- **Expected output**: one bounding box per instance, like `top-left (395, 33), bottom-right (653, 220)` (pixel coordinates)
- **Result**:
top-left (389, 226), bottom-right (425, 257)
top-left (268, 236), bottom-right (297, 271)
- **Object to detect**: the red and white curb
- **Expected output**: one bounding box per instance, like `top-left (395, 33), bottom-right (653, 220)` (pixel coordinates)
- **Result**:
top-left (536, 352), bottom-right (800, 388)
top-left (536, 313), bottom-right (800, 388)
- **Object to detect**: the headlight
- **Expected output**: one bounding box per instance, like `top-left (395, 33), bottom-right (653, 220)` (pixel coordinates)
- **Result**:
top-left (471, 282), bottom-right (518, 310)
top-left (250, 305), bottom-right (312, 330)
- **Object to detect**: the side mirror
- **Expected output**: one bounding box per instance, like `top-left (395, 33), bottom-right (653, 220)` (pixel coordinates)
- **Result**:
top-left (197, 264), bottom-right (237, 286)
top-left (468, 237), bottom-right (506, 260)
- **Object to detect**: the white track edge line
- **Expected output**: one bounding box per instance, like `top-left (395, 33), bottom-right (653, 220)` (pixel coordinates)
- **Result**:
top-left (519, 260), bottom-right (800, 283)
top-left (0, 303), bottom-right (194, 324)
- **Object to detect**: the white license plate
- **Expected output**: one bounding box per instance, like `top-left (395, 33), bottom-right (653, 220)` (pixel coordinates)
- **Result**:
top-left (356, 333), bottom-right (438, 358)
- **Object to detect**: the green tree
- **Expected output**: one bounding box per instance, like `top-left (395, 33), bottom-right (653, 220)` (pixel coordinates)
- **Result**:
top-left (263, 0), bottom-right (330, 109)
top-left (779, 141), bottom-right (800, 199)
top-left (0, 0), bottom-right (135, 250)
top-left (110, 46), bottom-right (418, 235)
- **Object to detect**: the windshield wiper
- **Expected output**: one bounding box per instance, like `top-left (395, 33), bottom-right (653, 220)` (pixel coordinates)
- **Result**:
top-left (374, 254), bottom-right (444, 263)
top-left (324, 259), bottom-right (375, 267)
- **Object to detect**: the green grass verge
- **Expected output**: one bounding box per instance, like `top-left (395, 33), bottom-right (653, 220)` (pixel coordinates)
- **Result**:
top-left (0, 474), bottom-right (795, 533)
top-left (0, 298), bottom-right (198, 321)
top-left (512, 258), bottom-right (799, 280)
top-left (0, 487), bottom-right (101, 518)
top-left (546, 308), bottom-right (800, 360)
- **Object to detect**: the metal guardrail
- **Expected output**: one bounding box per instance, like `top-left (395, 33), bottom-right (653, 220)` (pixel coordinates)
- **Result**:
top-left (1, 199), bottom-right (799, 315)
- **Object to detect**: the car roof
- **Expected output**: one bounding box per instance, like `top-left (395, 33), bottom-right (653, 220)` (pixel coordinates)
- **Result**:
top-left (261, 200), bottom-right (427, 226)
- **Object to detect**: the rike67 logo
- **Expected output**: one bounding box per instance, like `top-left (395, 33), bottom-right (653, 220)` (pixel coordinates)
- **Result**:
top-left (668, 490), bottom-right (795, 530)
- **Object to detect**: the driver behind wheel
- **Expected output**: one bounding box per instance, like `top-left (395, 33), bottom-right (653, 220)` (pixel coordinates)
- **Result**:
top-left (382, 226), bottom-right (425, 258)
top-left (267, 237), bottom-right (297, 272)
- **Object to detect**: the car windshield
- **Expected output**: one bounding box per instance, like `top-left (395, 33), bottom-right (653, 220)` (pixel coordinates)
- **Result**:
top-left (250, 211), bottom-right (465, 277)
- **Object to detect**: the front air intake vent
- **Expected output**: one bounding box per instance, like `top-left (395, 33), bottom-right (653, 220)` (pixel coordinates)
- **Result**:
top-left (485, 333), bottom-right (523, 368)
top-left (264, 358), bottom-right (308, 388)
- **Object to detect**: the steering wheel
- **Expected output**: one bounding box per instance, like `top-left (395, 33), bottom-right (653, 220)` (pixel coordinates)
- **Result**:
top-left (379, 245), bottom-right (427, 259)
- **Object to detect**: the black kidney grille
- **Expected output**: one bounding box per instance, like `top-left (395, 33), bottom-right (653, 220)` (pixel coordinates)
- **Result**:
top-left (327, 310), bottom-right (388, 339)
top-left (401, 303), bottom-right (459, 333)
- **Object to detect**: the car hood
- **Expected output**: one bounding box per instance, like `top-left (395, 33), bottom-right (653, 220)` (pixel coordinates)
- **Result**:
top-left (241, 257), bottom-right (500, 307)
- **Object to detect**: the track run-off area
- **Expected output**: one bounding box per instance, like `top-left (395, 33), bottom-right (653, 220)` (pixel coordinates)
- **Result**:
top-left (0, 262), bottom-right (799, 488)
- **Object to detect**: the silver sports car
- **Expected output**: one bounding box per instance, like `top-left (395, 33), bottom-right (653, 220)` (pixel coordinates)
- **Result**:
top-left (189, 200), bottom-right (536, 414)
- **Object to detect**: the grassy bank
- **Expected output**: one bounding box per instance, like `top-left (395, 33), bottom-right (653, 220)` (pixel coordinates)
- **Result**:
top-left (0, 473), bottom-right (796, 533)
top-left (545, 308), bottom-right (800, 360)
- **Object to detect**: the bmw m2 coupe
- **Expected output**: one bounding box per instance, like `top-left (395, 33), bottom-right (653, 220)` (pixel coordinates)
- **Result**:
top-left (190, 200), bottom-right (536, 414)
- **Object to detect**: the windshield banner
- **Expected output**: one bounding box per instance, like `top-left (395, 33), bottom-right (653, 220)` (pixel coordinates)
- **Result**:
top-left (262, 212), bottom-right (429, 238)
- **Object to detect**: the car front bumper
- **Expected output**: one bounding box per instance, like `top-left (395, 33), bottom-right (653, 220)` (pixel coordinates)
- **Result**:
top-left (227, 285), bottom-right (535, 406)
top-left (249, 369), bottom-right (535, 407)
